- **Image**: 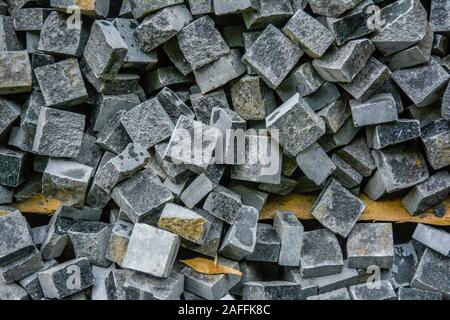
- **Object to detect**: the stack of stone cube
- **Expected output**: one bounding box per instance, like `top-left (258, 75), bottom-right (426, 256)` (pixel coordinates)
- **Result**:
top-left (0, 0), bottom-right (449, 300)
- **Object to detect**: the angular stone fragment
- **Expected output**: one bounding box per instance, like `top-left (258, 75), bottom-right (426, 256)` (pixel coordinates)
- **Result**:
top-left (38, 258), bottom-right (94, 299)
top-left (309, 0), bottom-right (363, 17)
top-left (319, 120), bottom-right (361, 153)
top-left (242, 0), bottom-right (293, 30)
top-left (0, 99), bottom-right (20, 137)
top-left (243, 281), bottom-right (302, 300)
top-left (33, 107), bottom-right (85, 157)
top-left (0, 248), bottom-right (43, 284)
top-left (430, 0), bottom-right (450, 34)
top-left (363, 170), bottom-right (387, 200)
top-left (0, 283), bottom-right (29, 300)
top-left (177, 16), bottom-right (229, 71)
top-left (283, 9), bottom-right (335, 58)
top-left (295, 143), bottom-right (335, 185)
top-left (266, 94), bottom-right (326, 156)
top-left (180, 165), bottom-right (224, 208)
top-left (0, 148), bottom-right (31, 188)
top-left (311, 179), bottom-right (365, 238)
top-left (300, 229), bottom-right (343, 278)
top-left (112, 18), bottom-right (158, 68)
top-left (307, 288), bottom-right (351, 300)
top-left (411, 248), bottom-right (450, 298)
top-left (243, 25), bottom-right (303, 89)
top-left (35, 59), bottom-right (88, 108)
top-left (398, 287), bottom-right (442, 300)
top-left (0, 16), bottom-right (22, 51)
top-left (191, 89), bottom-right (230, 124)
top-left (203, 185), bottom-right (242, 224)
top-left (231, 75), bottom-right (276, 121)
top-left (213, 0), bottom-right (259, 15)
top-left (347, 223), bottom-right (394, 269)
top-left (420, 119), bottom-right (450, 169)
top-left (336, 137), bottom-right (375, 178)
top-left (144, 66), bottom-right (193, 93)
top-left (219, 205), bottom-right (259, 260)
top-left (40, 212), bottom-right (74, 260)
top-left (350, 93), bottom-right (398, 127)
top-left (194, 49), bottom-right (246, 94)
top-left (95, 143), bottom-right (149, 192)
top-left (96, 111), bottom-right (132, 155)
top-left (383, 24), bottom-right (433, 71)
top-left (105, 220), bottom-right (133, 266)
top-left (246, 223), bottom-right (281, 263)
top-left (0, 51), bottom-right (31, 95)
top-left (104, 269), bottom-right (132, 300)
top-left (122, 223), bottom-right (179, 278)
top-left (181, 257), bottom-right (241, 300)
top-left (57, 206), bottom-right (102, 221)
top-left (50, 0), bottom-right (110, 17)
top-left (165, 116), bottom-right (221, 172)
top-left (82, 20), bottom-right (128, 81)
top-left (0, 186), bottom-right (12, 204)
top-left (19, 259), bottom-right (58, 300)
top-left (155, 87), bottom-right (195, 125)
top-left (340, 58), bottom-right (391, 101)
top-left (371, 0), bottom-right (428, 56)
top-left (432, 34), bottom-right (448, 57)
top-left (71, 133), bottom-right (103, 169)
top-left (162, 38), bottom-right (192, 76)
top-left (273, 211), bottom-right (303, 267)
top-left (412, 224), bottom-right (450, 257)
top-left (13, 7), bottom-right (44, 32)
top-left (331, 155), bottom-right (363, 188)
top-left (276, 63), bottom-right (325, 102)
top-left (120, 98), bottom-right (174, 149)
top-left (134, 5), bottom-right (192, 52)
top-left (372, 145), bottom-right (429, 193)
top-left (112, 169), bottom-right (174, 223)
top-left (303, 83), bottom-right (342, 113)
top-left (349, 280), bottom-right (396, 300)
top-left (312, 39), bottom-right (375, 83)
top-left (92, 93), bottom-right (140, 132)
top-left (391, 242), bottom-right (418, 288)
top-left (181, 208), bottom-right (224, 258)
top-left (124, 271), bottom-right (184, 300)
top-left (42, 159), bottom-right (93, 207)
top-left (0, 210), bottom-right (34, 267)
top-left (393, 59), bottom-right (450, 107)
top-left (154, 142), bottom-right (192, 183)
top-left (318, 98), bottom-right (351, 134)
top-left (231, 185), bottom-right (269, 212)
top-left (38, 11), bottom-right (87, 57)
top-left (366, 120), bottom-right (421, 150)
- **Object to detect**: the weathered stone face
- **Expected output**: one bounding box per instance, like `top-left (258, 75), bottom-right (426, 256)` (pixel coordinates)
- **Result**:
top-left (0, 51), bottom-right (32, 95)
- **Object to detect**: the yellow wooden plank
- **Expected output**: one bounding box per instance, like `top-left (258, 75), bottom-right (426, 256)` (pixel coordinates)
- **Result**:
top-left (260, 194), bottom-right (450, 226)
top-left (13, 194), bottom-right (61, 215)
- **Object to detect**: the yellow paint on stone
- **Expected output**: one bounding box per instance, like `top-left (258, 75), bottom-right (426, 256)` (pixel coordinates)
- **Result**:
top-left (159, 218), bottom-right (205, 243)
top-left (74, 0), bottom-right (96, 11)
top-left (260, 194), bottom-right (450, 226)
top-left (13, 194), bottom-right (61, 215)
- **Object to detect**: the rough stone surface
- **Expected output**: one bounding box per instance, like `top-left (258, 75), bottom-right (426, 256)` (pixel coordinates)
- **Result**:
top-left (420, 119), bottom-right (450, 170)
top-left (124, 271), bottom-right (184, 300)
top-left (295, 143), bottom-right (336, 186)
top-left (391, 242), bottom-right (418, 288)
top-left (0, 51), bottom-right (32, 95)
top-left (347, 223), bottom-right (394, 269)
top-left (243, 25), bottom-right (303, 89)
top-left (0, 148), bottom-right (31, 187)
top-left (397, 287), bottom-right (442, 300)
top-left (412, 224), bottom-right (450, 257)
top-left (273, 211), bottom-right (304, 267)
top-left (349, 280), bottom-right (396, 300)
top-left (366, 120), bottom-right (421, 150)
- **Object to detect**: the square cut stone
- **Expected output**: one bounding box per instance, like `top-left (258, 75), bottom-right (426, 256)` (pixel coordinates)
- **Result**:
top-left (420, 119), bottom-right (450, 170)
top-left (213, 0), bottom-right (259, 15)
top-left (430, 0), bottom-right (450, 34)
top-left (309, 0), bottom-right (364, 17)
top-left (283, 8), bottom-right (335, 58)
top-left (391, 242), bottom-right (418, 288)
top-left (203, 185), bottom-right (243, 224)
top-left (349, 280), bottom-right (396, 300)
top-left (82, 20), bottom-right (128, 81)
top-left (243, 281), bottom-right (303, 300)
top-left (350, 93), bottom-right (398, 127)
top-left (411, 248), bottom-right (450, 298)
top-left (266, 93), bottom-right (326, 156)
top-left (0, 51), bottom-right (32, 95)
top-left (50, 0), bottom-right (110, 17)
top-left (300, 229), bottom-right (344, 278)
top-left (0, 98), bottom-right (21, 137)
top-left (0, 210), bottom-right (34, 267)
top-left (245, 223), bottom-right (281, 263)
top-left (0, 148), bottom-right (31, 188)
top-left (242, 25), bottom-right (303, 89)
top-left (273, 211), bottom-right (304, 267)
top-left (42, 159), bottom-right (93, 207)
top-left (398, 287), bottom-right (442, 300)
top-left (371, 145), bottom-right (429, 193)
top-left (0, 16), bottom-right (22, 51)
top-left (128, 0), bottom-right (184, 20)
top-left (124, 271), bottom-right (184, 300)
top-left (347, 223), bottom-right (394, 269)
top-left (312, 39), bottom-right (375, 83)
top-left (112, 169), bottom-right (174, 223)
top-left (366, 120), bottom-right (421, 150)
top-left (311, 179), bottom-right (365, 238)
top-left (177, 16), bottom-right (230, 71)
top-left (34, 59), bottom-right (88, 108)
top-left (242, 0), bottom-right (293, 30)
top-left (120, 98), bottom-right (174, 149)
top-left (33, 107), bottom-right (85, 158)
top-left (392, 59), bottom-right (450, 107)
top-left (412, 224), bottom-right (450, 257)
top-left (122, 223), bottom-right (180, 278)
top-left (295, 143), bottom-right (336, 186)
